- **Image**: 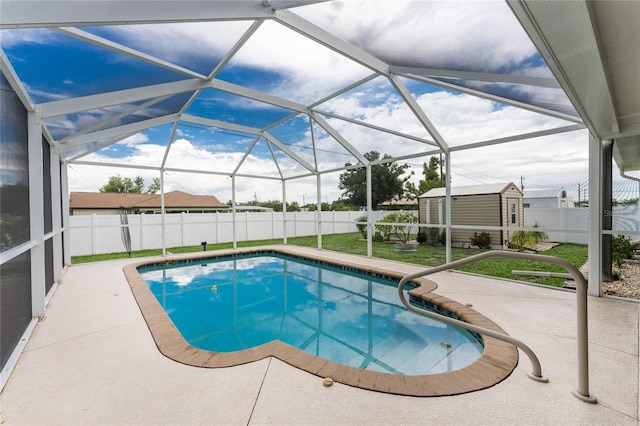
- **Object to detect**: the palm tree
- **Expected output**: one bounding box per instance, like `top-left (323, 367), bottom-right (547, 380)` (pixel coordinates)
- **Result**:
top-left (510, 223), bottom-right (548, 251)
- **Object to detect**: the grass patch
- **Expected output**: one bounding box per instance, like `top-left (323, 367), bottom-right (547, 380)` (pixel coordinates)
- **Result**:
top-left (72, 233), bottom-right (587, 288)
top-left (454, 243), bottom-right (588, 287)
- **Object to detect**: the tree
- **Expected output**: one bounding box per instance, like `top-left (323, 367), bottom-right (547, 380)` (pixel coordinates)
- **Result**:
top-left (99, 175), bottom-right (160, 194)
top-left (146, 177), bottom-right (161, 194)
top-left (306, 202), bottom-right (332, 211)
top-left (338, 151), bottom-right (411, 208)
top-left (405, 155), bottom-right (445, 199)
top-left (374, 211), bottom-right (418, 243)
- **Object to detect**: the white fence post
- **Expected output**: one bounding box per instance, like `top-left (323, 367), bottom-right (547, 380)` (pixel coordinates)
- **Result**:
top-left (181, 212), bottom-right (186, 247)
top-left (215, 211), bottom-right (219, 244)
top-left (91, 214), bottom-right (98, 255)
top-left (140, 213), bottom-right (145, 250)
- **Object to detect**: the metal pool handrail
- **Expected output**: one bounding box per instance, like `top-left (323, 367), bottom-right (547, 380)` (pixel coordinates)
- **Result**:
top-left (397, 250), bottom-right (597, 403)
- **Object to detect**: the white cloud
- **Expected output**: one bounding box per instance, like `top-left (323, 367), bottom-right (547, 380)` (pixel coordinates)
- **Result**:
top-left (95, 21), bottom-right (254, 68)
top-left (117, 133), bottom-right (149, 147)
top-left (296, 1), bottom-right (540, 73)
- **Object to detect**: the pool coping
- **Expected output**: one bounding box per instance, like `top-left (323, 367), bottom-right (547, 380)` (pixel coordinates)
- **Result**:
top-left (122, 246), bottom-right (518, 397)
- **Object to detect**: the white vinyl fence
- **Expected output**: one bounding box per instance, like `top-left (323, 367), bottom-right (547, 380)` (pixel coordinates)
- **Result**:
top-left (69, 210), bottom-right (411, 256)
top-left (525, 204), bottom-right (640, 244)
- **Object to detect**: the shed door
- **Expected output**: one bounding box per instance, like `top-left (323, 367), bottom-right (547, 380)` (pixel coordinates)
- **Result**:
top-left (507, 198), bottom-right (520, 227)
top-left (506, 198), bottom-right (521, 243)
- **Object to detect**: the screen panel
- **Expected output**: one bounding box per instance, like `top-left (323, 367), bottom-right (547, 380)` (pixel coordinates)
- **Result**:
top-left (0, 251), bottom-right (32, 369)
top-left (0, 73), bottom-right (31, 251)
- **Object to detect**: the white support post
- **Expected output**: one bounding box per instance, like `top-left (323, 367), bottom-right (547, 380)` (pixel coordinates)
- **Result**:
top-left (232, 175), bottom-right (237, 249)
top-left (282, 180), bottom-right (287, 244)
top-left (160, 170), bottom-right (166, 256)
top-left (28, 111), bottom-right (45, 317)
top-left (317, 173), bottom-right (322, 249)
top-left (60, 162), bottom-right (71, 266)
top-left (366, 164), bottom-right (373, 258)
top-left (51, 154), bottom-right (63, 283)
top-left (587, 133), bottom-right (602, 296)
top-left (445, 152), bottom-right (452, 263)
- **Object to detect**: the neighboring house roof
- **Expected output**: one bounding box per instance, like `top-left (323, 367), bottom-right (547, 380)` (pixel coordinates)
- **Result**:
top-left (418, 182), bottom-right (521, 198)
top-left (524, 189), bottom-right (568, 199)
top-left (69, 190), bottom-right (229, 210)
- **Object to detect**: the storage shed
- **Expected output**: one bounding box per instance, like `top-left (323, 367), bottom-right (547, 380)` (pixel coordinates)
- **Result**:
top-left (523, 189), bottom-right (575, 208)
top-left (418, 182), bottom-right (524, 248)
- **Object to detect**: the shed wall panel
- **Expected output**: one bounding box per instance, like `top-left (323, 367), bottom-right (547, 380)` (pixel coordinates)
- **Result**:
top-left (419, 194), bottom-right (502, 245)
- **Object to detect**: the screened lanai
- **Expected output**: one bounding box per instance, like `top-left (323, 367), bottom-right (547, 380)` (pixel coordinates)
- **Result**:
top-left (1, 0), bottom-right (639, 395)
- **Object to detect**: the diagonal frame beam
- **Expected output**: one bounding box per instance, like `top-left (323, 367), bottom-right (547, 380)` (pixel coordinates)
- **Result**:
top-left (388, 74), bottom-right (450, 152)
top-left (263, 131), bottom-right (316, 173)
top-left (39, 79), bottom-right (210, 118)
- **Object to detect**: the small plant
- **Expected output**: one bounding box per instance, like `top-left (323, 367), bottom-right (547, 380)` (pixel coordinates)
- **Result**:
top-left (374, 211), bottom-right (418, 244)
top-left (612, 268), bottom-right (622, 281)
top-left (438, 229), bottom-right (447, 246)
top-left (416, 230), bottom-right (427, 244)
top-left (470, 232), bottom-right (491, 249)
top-left (355, 215), bottom-right (368, 239)
top-left (423, 227), bottom-right (441, 246)
top-left (372, 232), bottom-right (385, 242)
top-left (510, 223), bottom-right (548, 251)
top-left (612, 234), bottom-right (634, 268)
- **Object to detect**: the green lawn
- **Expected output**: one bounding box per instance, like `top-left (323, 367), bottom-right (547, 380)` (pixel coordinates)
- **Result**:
top-left (71, 232), bottom-right (588, 288)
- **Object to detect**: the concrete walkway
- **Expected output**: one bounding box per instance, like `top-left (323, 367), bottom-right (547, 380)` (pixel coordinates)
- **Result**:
top-left (1, 248), bottom-right (638, 425)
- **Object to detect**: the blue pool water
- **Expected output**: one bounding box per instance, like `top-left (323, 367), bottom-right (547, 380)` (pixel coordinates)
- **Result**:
top-left (138, 253), bottom-right (483, 375)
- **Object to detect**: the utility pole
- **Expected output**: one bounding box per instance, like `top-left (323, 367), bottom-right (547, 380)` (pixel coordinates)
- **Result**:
top-left (578, 183), bottom-right (581, 205)
top-left (520, 175), bottom-right (525, 191)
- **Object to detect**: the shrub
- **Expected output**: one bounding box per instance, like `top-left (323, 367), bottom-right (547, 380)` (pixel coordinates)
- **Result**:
top-left (470, 232), bottom-right (491, 249)
top-left (375, 211), bottom-right (418, 244)
top-left (372, 232), bottom-right (385, 242)
top-left (355, 215), bottom-right (368, 238)
top-left (416, 230), bottom-right (427, 244)
top-left (509, 223), bottom-right (548, 251)
top-left (424, 228), bottom-right (440, 246)
top-left (438, 229), bottom-right (446, 246)
top-left (374, 218), bottom-right (392, 241)
top-left (612, 234), bottom-right (634, 268)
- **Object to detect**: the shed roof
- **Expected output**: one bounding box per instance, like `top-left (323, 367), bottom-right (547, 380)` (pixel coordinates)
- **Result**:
top-left (523, 189), bottom-right (567, 199)
top-left (69, 191), bottom-right (228, 209)
top-left (418, 182), bottom-right (520, 198)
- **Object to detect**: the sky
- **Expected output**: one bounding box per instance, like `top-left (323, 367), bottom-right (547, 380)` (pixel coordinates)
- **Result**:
top-left (3, 0), bottom-right (639, 204)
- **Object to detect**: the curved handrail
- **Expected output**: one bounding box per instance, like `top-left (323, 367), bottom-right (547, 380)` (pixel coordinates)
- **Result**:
top-left (398, 250), bottom-right (597, 403)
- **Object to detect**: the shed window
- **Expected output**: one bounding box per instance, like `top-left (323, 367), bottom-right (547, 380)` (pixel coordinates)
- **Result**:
top-left (511, 204), bottom-right (516, 224)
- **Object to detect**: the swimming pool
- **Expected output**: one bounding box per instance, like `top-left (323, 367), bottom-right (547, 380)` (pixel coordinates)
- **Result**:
top-left (138, 253), bottom-right (483, 376)
top-left (124, 247), bottom-right (518, 396)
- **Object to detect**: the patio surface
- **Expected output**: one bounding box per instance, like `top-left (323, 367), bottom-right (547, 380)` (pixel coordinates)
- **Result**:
top-left (1, 246), bottom-right (639, 425)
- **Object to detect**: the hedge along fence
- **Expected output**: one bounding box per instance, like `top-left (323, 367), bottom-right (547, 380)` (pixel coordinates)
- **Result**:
top-left (68, 210), bottom-right (408, 256)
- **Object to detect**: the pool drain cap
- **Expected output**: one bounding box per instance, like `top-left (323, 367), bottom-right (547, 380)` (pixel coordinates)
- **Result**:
top-left (323, 377), bottom-right (334, 387)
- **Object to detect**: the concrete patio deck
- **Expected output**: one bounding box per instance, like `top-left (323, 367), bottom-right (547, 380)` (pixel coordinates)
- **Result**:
top-left (1, 246), bottom-right (638, 425)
